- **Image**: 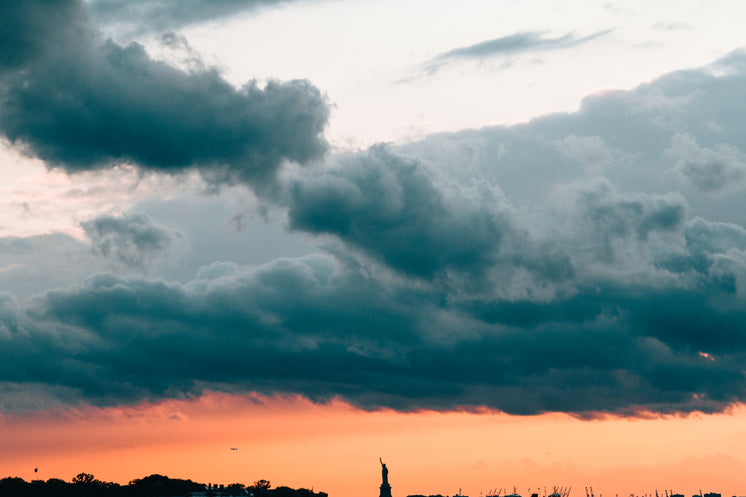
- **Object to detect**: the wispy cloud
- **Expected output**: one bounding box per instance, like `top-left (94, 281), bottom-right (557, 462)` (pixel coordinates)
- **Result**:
top-left (421, 29), bottom-right (612, 74)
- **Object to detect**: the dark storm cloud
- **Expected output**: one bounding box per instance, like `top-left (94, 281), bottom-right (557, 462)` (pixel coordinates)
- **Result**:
top-left (0, 1), bottom-right (84, 69)
top-left (423, 30), bottom-right (611, 73)
top-left (0, 0), bottom-right (329, 185)
top-left (276, 144), bottom-right (581, 292)
top-left (282, 145), bottom-right (514, 279)
top-left (89, 0), bottom-right (297, 33)
top-left (1, 251), bottom-right (744, 415)
top-left (2, 257), bottom-right (427, 407)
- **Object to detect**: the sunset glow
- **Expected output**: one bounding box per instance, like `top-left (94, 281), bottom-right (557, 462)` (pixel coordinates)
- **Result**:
top-left (3, 393), bottom-right (746, 497)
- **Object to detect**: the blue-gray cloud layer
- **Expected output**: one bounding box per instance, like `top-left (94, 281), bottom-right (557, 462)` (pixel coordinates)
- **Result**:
top-left (0, 1), bottom-right (329, 185)
top-left (3, 5), bottom-right (746, 415)
top-left (1, 245), bottom-right (743, 415)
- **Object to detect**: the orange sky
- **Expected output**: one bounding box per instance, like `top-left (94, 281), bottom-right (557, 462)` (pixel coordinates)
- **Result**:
top-left (1, 392), bottom-right (745, 497)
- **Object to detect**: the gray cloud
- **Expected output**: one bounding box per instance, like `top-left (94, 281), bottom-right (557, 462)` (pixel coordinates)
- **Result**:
top-left (685, 217), bottom-right (746, 256)
top-left (0, 1), bottom-right (329, 186)
top-left (567, 179), bottom-right (687, 263)
top-left (666, 133), bottom-right (746, 192)
top-left (422, 30), bottom-right (611, 73)
top-left (553, 135), bottom-right (613, 173)
top-left (82, 212), bottom-right (187, 271)
top-left (400, 49), bottom-right (746, 223)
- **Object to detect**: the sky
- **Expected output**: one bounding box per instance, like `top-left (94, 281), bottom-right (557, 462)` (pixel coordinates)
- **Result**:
top-left (2, 0), bottom-right (746, 496)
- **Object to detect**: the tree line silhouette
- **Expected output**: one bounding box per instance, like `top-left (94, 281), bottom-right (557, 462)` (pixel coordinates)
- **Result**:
top-left (0, 473), bottom-right (328, 497)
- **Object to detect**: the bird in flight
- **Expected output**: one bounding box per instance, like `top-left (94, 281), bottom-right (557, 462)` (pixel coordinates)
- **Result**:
top-left (230, 448), bottom-right (238, 451)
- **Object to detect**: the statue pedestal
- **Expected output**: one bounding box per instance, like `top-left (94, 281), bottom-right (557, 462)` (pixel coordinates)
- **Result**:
top-left (379, 483), bottom-right (392, 497)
